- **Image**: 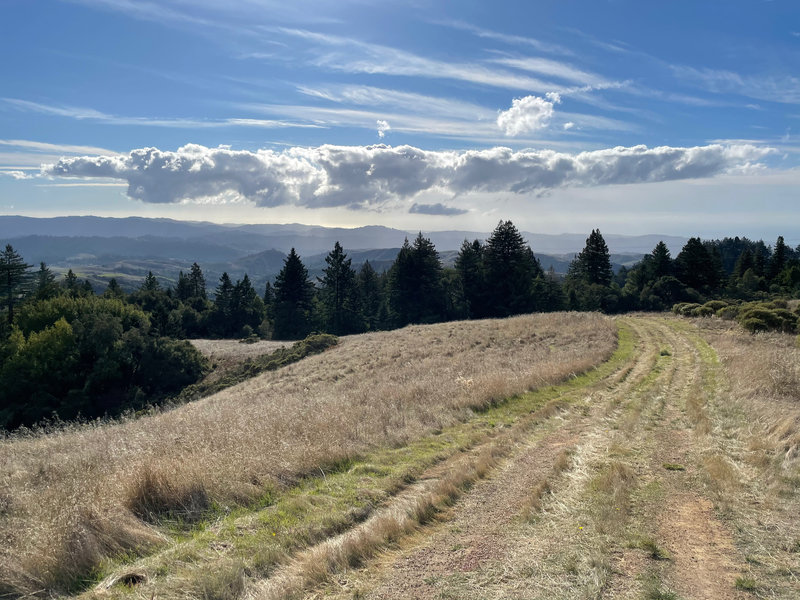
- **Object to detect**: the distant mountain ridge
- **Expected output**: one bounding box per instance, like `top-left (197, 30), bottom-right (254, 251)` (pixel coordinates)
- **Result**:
top-left (0, 215), bottom-right (688, 255)
top-left (0, 215), bottom-right (662, 294)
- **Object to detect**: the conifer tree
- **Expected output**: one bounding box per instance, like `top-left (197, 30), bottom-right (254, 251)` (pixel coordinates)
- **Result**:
top-left (768, 236), bottom-right (788, 281)
top-left (188, 262), bottom-right (207, 299)
top-left (318, 242), bottom-right (361, 335)
top-left (0, 244), bottom-right (31, 325)
top-left (63, 269), bottom-right (79, 296)
top-left (387, 234), bottom-right (445, 326)
top-left (175, 271), bottom-right (192, 302)
top-left (649, 241), bottom-right (672, 279)
top-left (141, 271), bottom-right (160, 291)
top-left (570, 229), bottom-right (613, 286)
top-left (34, 262), bottom-right (59, 301)
top-left (357, 261), bottom-right (383, 331)
top-left (273, 248), bottom-right (315, 339)
top-left (454, 239), bottom-right (485, 318)
top-left (103, 277), bottom-right (125, 299)
top-left (675, 237), bottom-right (720, 291)
top-left (483, 220), bottom-right (543, 317)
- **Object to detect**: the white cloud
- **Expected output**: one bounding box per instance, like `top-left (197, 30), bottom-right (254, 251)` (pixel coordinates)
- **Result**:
top-left (435, 20), bottom-right (572, 55)
top-left (376, 120), bottom-right (391, 138)
top-left (0, 138), bottom-right (121, 156)
top-left (1, 170), bottom-right (31, 180)
top-left (3, 98), bottom-right (321, 130)
top-left (497, 93), bottom-right (561, 136)
top-left (42, 142), bottom-right (774, 211)
top-left (277, 28), bottom-right (562, 93)
top-left (671, 66), bottom-right (800, 104)
top-left (489, 57), bottom-right (606, 87)
top-left (563, 122), bottom-right (575, 130)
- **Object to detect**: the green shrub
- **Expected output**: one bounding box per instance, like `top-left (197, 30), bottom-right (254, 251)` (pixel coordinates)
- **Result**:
top-left (703, 300), bottom-right (728, 312)
top-left (741, 317), bottom-right (769, 334)
top-left (737, 307), bottom-right (797, 333)
top-left (716, 305), bottom-right (740, 320)
top-left (765, 299), bottom-right (788, 309)
top-left (691, 306), bottom-right (714, 317)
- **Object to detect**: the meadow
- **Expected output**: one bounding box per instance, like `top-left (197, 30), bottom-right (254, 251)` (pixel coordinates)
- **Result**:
top-left (0, 312), bottom-right (616, 597)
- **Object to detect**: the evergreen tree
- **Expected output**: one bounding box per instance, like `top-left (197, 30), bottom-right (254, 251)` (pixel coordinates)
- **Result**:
top-left (175, 271), bottom-right (192, 302)
top-left (229, 274), bottom-right (264, 336)
top-left (34, 262), bottom-right (59, 301)
top-left (63, 269), bottom-right (79, 296)
top-left (570, 229), bottom-right (613, 286)
top-left (753, 245), bottom-right (768, 277)
top-left (483, 221), bottom-right (543, 317)
top-left (387, 234), bottom-right (445, 326)
top-left (188, 262), bottom-right (207, 299)
top-left (318, 242), bottom-right (361, 335)
top-left (733, 247), bottom-right (755, 279)
top-left (0, 244), bottom-right (31, 325)
top-left (454, 239), bottom-right (485, 318)
top-left (768, 236), bottom-right (788, 281)
top-left (103, 278), bottom-right (125, 299)
top-left (273, 249), bottom-right (315, 339)
top-left (357, 261), bottom-right (383, 331)
top-left (210, 272), bottom-right (235, 336)
top-left (141, 271), bottom-right (160, 291)
top-left (675, 237), bottom-right (720, 291)
top-left (536, 267), bottom-right (565, 312)
top-left (649, 241), bottom-right (672, 279)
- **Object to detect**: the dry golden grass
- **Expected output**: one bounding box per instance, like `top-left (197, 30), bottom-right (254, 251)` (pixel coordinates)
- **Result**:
top-left (190, 339), bottom-right (290, 363)
top-left (0, 312), bottom-right (616, 596)
top-left (703, 324), bottom-right (800, 471)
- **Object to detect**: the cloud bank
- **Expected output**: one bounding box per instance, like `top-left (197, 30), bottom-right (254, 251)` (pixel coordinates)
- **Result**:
top-left (42, 142), bottom-right (772, 210)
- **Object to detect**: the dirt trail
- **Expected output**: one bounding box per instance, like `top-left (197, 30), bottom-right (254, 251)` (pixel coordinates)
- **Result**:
top-left (287, 317), bottom-right (752, 600)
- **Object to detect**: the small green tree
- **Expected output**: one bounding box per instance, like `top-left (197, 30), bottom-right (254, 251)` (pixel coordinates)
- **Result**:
top-left (34, 262), bottom-right (59, 301)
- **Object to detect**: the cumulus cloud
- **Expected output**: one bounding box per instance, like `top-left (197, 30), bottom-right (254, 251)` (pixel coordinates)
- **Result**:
top-left (376, 119), bottom-right (391, 138)
top-left (563, 122), bottom-right (575, 130)
top-left (409, 202), bottom-right (468, 216)
top-left (41, 142), bottom-right (773, 210)
top-left (497, 93), bottom-right (561, 136)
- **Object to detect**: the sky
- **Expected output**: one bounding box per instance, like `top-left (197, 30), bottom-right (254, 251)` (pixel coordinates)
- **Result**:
top-left (1, 0), bottom-right (799, 241)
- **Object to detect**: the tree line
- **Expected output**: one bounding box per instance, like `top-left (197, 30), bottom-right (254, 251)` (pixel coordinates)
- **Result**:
top-left (1, 221), bottom-right (798, 428)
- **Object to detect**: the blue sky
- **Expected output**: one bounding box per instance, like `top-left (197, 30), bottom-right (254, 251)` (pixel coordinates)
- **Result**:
top-left (1, 0), bottom-right (798, 239)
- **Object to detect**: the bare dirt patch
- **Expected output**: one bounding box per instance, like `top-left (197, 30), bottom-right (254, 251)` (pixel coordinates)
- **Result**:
top-left (659, 494), bottom-right (744, 600)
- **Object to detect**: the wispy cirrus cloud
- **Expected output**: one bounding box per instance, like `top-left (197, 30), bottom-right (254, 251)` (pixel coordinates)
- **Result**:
top-left (2, 98), bottom-right (322, 129)
top-left (671, 66), bottom-right (800, 105)
top-left (277, 28), bottom-right (567, 93)
top-left (297, 84), bottom-right (495, 121)
top-left (434, 20), bottom-right (573, 55)
top-left (42, 142), bottom-right (774, 210)
top-left (488, 56), bottom-right (607, 87)
top-left (0, 138), bottom-right (121, 156)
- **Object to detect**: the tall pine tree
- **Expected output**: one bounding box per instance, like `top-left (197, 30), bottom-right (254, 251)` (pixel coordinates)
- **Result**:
top-left (273, 248), bottom-right (315, 339)
top-left (318, 242), bottom-right (361, 335)
top-left (0, 244), bottom-right (31, 325)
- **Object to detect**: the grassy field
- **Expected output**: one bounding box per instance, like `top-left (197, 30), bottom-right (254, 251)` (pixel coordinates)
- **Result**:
top-left (0, 312), bottom-right (616, 597)
top-left (6, 312), bottom-right (797, 600)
